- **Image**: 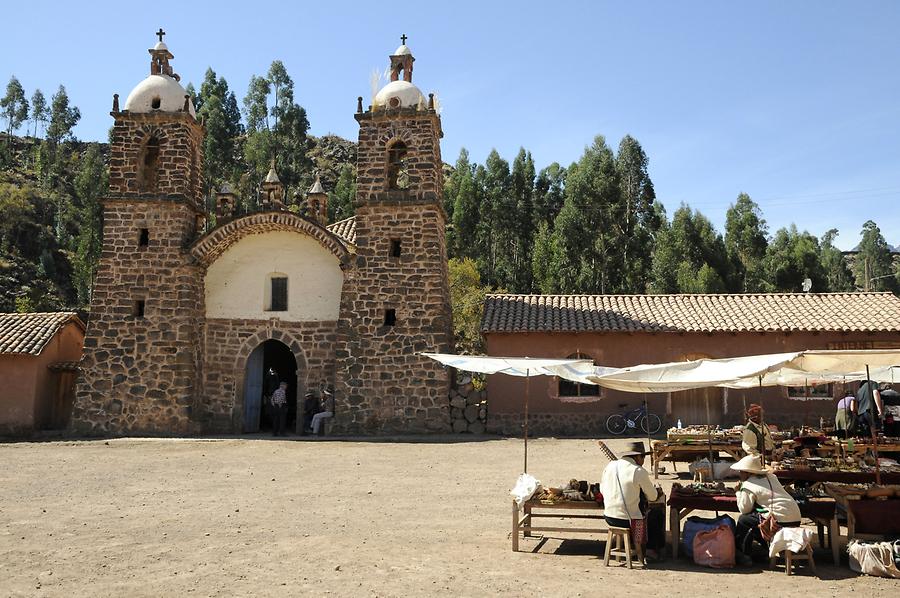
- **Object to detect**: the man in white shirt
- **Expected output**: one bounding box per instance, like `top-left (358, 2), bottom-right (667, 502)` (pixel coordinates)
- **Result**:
top-left (600, 441), bottom-right (662, 559)
top-left (731, 455), bottom-right (801, 565)
top-left (741, 404), bottom-right (775, 456)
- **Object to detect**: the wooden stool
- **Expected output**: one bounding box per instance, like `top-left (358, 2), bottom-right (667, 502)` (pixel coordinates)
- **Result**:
top-left (769, 545), bottom-right (816, 575)
top-left (603, 526), bottom-right (643, 568)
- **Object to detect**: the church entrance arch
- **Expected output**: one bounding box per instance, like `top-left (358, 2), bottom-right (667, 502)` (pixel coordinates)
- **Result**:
top-left (242, 339), bottom-right (298, 433)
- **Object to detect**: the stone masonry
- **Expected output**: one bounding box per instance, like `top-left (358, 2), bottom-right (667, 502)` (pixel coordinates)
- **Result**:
top-left (332, 102), bottom-right (453, 434)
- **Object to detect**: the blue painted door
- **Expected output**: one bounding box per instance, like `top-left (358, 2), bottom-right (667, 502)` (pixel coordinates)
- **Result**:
top-left (243, 345), bottom-right (264, 432)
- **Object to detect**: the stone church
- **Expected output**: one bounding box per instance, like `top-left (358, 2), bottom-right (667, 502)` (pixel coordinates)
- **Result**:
top-left (72, 34), bottom-right (454, 435)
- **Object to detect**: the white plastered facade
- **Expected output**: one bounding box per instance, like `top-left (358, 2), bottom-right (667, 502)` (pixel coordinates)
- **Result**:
top-left (204, 231), bottom-right (343, 321)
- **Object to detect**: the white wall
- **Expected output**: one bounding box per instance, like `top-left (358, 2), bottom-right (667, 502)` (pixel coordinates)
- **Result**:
top-left (205, 231), bottom-right (343, 321)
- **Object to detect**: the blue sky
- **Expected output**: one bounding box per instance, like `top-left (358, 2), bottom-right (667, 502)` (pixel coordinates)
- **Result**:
top-left (3, 1), bottom-right (899, 250)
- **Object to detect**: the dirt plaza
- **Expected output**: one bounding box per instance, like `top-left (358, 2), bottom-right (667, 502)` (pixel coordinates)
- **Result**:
top-left (1, 436), bottom-right (898, 597)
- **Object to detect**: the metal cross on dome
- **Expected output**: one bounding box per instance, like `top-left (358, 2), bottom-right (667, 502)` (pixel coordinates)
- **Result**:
top-left (156, 28), bottom-right (166, 43)
top-left (400, 34), bottom-right (407, 45)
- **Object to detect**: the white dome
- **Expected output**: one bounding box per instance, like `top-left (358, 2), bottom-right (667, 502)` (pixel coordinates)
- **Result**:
top-left (373, 80), bottom-right (425, 110)
top-left (124, 74), bottom-right (196, 117)
top-left (394, 44), bottom-right (412, 56)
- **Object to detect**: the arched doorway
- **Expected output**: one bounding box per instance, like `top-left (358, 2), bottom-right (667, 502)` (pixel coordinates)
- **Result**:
top-left (242, 339), bottom-right (298, 433)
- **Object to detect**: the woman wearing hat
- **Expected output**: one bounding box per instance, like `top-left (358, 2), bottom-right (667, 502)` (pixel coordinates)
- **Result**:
top-left (599, 441), bottom-right (663, 560)
top-left (741, 404), bottom-right (774, 456)
top-left (731, 455), bottom-right (800, 565)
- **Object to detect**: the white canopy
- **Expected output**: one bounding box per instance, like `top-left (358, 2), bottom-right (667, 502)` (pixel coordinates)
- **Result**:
top-left (422, 353), bottom-right (596, 380)
top-left (586, 350), bottom-right (900, 394)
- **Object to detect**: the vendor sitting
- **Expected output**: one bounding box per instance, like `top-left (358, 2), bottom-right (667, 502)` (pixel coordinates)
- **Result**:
top-left (741, 403), bottom-right (774, 456)
top-left (731, 455), bottom-right (801, 565)
top-left (600, 441), bottom-right (663, 560)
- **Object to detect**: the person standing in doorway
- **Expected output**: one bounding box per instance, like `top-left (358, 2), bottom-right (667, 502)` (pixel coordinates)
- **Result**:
top-left (263, 367), bottom-right (280, 430)
top-left (270, 381), bottom-right (288, 436)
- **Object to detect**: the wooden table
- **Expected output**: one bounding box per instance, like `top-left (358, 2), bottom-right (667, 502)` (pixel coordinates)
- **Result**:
top-left (773, 468), bottom-right (900, 485)
top-left (512, 500), bottom-right (608, 552)
top-left (667, 492), bottom-right (840, 564)
top-left (837, 440), bottom-right (900, 455)
top-left (651, 440), bottom-right (744, 479)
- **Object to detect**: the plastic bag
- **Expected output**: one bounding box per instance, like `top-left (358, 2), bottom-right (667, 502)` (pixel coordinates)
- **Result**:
top-left (683, 515), bottom-right (735, 557)
top-left (848, 540), bottom-right (900, 578)
top-left (693, 525), bottom-right (736, 568)
top-left (689, 458), bottom-right (739, 480)
top-left (510, 473), bottom-right (541, 507)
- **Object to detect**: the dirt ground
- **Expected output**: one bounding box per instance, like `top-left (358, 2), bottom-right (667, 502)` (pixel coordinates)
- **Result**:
top-left (1, 436), bottom-right (898, 597)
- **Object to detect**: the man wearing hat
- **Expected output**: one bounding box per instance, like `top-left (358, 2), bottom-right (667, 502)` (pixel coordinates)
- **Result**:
top-left (741, 404), bottom-right (774, 456)
top-left (731, 455), bottom-right (801, 564)
top-left (599, 441), bottom-right (663, 559)
top-left (302, 390), bottom-right (320, 434)
top-left (311, 385), bottom-right (335, 436)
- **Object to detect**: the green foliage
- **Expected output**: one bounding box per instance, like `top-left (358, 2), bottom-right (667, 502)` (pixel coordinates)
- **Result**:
top-left (72, 145), bottom-right (107, 304)
top-left (30, 89), bottom-right (47, 138)
top-left (195, 69), bottom-right (243, 196)
top-left (616, 135), bottom-right (660, 293)
top-left (650, 204), bottom-right (731, 293)
top-left (46, 86), bottom-right (80, 144)
top-left (533, 162), bottom-right (566, 229)
top-left (820, 229), bottom-right (854, 292)
top-left (448, 257), bottom-right (491, 354)
top-left (2, 77), bottom-right (29, 137)
top-left (763, 225), bottom-right (826, 292)
top-left (724, 193), bottom-right (768, 292)
top-left (328, 163), bottom-right (356, 222)
top-left (853, 220), bottom-right (898, 292)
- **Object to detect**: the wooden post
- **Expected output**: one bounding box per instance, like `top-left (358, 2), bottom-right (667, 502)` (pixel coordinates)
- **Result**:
top-left (866, 365), bottom-right (881, 485)
top-left (759, 375), bottom-right (766, 468)
top-left (524, 369), bottom-right (530, 474)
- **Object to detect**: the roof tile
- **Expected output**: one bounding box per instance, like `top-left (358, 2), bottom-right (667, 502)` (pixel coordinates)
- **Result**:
top-left (0, 312), bottom-right (83, 355)
top-left (481, 293), bottom-right (900, 334)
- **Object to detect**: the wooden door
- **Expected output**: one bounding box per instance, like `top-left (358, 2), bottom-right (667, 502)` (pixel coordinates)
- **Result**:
top-left (243, 345), bottom-right (264, 432)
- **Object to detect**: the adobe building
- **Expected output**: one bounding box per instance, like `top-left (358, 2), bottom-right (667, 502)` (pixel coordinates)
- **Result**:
top-left (482, 292), bottom-right (900, 435)
top-left (71, 34), bottom-right (453, 436)
top-left (0, 312), bottom-right (85, 435)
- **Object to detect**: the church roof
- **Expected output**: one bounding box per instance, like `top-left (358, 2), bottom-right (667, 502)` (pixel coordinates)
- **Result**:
top-left (482, 292), bottom-right (900, 334)
top-left (264, 165), bottom-right (281, 184)
top-left (0, 312), bottom-right (84, 355)
top-left (327, 216), bottom-right (357, 246)
top-left (124, 74), bottom-right (195, 117)
top-left (308, 176), bottom-right (325, 195)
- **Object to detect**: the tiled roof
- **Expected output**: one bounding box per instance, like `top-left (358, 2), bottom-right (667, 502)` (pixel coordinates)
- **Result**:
top-left (482, 293), bottom-right (900, 334)
top-left (0, 312), bottom-right (84, 355)
top-left (327, 216), bottom-right (357, 246)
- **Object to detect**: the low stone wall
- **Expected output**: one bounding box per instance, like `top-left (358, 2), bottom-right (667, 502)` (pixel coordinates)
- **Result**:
top-left (486, 412), bottom-right (611, 437)
top-left (450, 376), bottom-right (487, 434)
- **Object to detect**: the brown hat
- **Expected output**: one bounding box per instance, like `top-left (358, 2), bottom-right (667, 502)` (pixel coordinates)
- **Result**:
top-left (620, 441), bottom-right (650, 458)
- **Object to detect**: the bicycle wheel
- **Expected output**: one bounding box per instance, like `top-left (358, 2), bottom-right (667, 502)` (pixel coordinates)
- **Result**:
top-left (640, 413), bottom-right (662, 435)
top-left (606, 413), bottom-right (627, 435)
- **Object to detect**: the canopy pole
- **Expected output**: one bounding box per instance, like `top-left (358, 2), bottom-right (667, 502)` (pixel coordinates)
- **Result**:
top-left (644, 394), bottom-right (652, 468)
top-left (758, 375), bottom-right (766, 468)
top-left (706, 392), bottom-right (715, 478)
top-left (866, 365), bottom-right (881, 485)
top-left (524, 368), bottom-right (530, 474)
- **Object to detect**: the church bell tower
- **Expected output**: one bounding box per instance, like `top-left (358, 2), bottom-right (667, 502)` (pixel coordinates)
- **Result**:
top-left (72, 30), bottom-right (204, 435)
top-left (334, 37), bottom-right (453, 434)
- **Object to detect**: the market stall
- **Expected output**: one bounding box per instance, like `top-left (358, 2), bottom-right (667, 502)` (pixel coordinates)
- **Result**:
top-left (667, 482), bottom-right (840, 563)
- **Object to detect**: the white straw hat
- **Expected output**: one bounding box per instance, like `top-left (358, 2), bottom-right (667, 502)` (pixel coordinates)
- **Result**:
top-left (730, 455), bottom-right (767, 475)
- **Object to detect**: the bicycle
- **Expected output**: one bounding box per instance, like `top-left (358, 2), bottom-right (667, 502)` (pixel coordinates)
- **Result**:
top-left (606, 403), bottom-right (662, 435)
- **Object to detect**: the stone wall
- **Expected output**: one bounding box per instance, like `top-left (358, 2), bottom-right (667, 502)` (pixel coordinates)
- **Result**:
top-left (333, 107), bottom-right (452, 435)
top-left (107, 112), bottom-right (204, 210)
top-left (487, 412), bottom-right (610, 437)
top-left (72, 200), bottom-right (202, 435)
top-left (200, 318), bottom-right (338, 433)
top-left (450, 376), bottom-right (487, 434)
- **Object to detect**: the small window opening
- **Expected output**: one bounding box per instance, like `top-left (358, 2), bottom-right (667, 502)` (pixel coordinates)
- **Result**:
top-left (139, 136), bottom-right (160, 192)
top-left (389, 97), bottom-right (401, 109)
top-left (151, 97), bottom-right (161, 110)
top-left (383, 309), bottom-right (397, 327)
top-left (133, 300), bottom-right (146, 318)
top-left (558, 352), bottom-right (600, 397)
top-left (138, 228), bottom-right (149, 247)
top-left (386, 141), bottom-right (409, 190)
top-left (390, 239), bottom-right (402, 257)
top-left (269, 276), bottom-right (288, 312)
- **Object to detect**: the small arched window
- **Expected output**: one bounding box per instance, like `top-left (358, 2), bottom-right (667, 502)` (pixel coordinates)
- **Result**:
top-left (386, 140), bottom-right (409, 190)
top-left (558, 352), bottom-right (600, 398)
top-left (139, 136), bottom-right (161, 192)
